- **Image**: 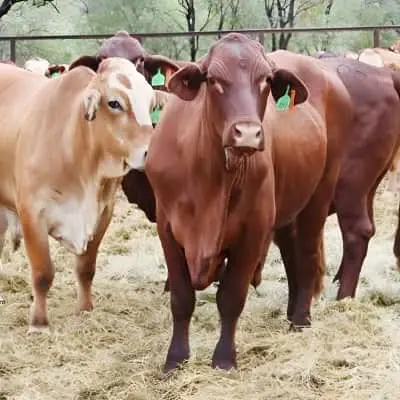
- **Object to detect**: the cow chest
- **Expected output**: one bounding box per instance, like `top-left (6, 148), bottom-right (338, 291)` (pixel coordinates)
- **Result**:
top-left (45, 179), bottom-right (118, 255)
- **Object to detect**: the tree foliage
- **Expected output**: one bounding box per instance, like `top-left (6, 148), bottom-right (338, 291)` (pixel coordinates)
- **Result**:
top-left (0, 0), bottom-right (58, 19)
top-left (0, 0), bottom-right (399, 63)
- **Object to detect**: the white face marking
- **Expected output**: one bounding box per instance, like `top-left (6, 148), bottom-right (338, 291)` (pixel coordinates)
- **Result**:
top-left (106, 59), bottom-right (154, 126)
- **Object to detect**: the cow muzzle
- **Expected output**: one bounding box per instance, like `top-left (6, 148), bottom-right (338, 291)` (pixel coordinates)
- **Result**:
top-left (223, 121), bottom-right (264, 154)
top-left (126, 145), bottom-right (148, 171)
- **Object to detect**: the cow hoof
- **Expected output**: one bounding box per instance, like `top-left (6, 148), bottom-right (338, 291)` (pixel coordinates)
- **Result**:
top-left (211, 358), bottom-right (237, 371)
top-left (28, 325), bottom-right (51, 335)
top-left (163, 358), bottom-right (187, 373)
top-left (288, 323), bottom-right (311, 333)
top-left (78, 304), bottom-right (94, 313)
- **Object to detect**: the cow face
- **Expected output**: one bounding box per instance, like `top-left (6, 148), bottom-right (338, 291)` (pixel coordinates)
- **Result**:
top-left (83, 57), bottom-right (159, 177)
top-left (168, 33), bottom-right (309, 155)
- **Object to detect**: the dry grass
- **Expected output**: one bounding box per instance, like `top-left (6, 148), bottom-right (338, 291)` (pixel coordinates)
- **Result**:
top-left (1, 180), bottom-right (400, 400)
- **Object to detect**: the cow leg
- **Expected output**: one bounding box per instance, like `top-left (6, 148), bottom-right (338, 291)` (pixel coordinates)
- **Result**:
top-left (393, 200), bottom-right (400, 267)
top-left (335, 192), bottom-right (375, 299)
top-left (159, 224), bottom-right (195, 373)
top-left (212, 232), bottom-right (269, 370)
top-left (0, 209), bottom-right (8, 263)
top-left (289, 177), bottom-right (337, 328)
top-left (75, 206), bottom-right (113, 312)
top-left (18, 209), bottom-right (53, 333)
top-left (274, 223), bottom-right (298, 321)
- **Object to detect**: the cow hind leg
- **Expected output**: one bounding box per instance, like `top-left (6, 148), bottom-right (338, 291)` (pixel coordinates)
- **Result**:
top-left (75, 206), bottom-right (114, 312)
top-left (274, 223), bottom-right (298, 322)
top-left (393, 200), bottom-right (400, 268)
top-left (335, 194), bottom-right (375, 300)
top-left (289, 171), bottom-right (338, 329)
top-left (159, 224), bottom-right (195, 373)
top-left (18, 208), bottom-right (54, 333)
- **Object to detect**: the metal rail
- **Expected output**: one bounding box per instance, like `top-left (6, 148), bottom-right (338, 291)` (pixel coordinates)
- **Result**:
top-left (2, 24), bottom-right (399, 61)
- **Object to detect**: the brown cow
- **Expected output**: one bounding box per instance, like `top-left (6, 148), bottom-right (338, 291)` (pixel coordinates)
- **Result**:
top-left (69, 31), bottom-right (185, 82)
top-left (314, 55), bottom-right (400, 298)
top-left (145, 33), bottom-right (353, 371)
top-left (0, 57), bottom-right (164, 332)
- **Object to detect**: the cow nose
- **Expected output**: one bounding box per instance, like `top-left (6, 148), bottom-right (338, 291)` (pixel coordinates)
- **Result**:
top-left (232, 122), bottom-right (264, 151)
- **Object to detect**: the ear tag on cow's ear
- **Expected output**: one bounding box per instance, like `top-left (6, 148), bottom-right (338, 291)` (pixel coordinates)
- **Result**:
top-left (151, 105), bottom-right (161, 124)
top-left (151, 68), bottom-right (165, 88)
top-left (276, 85), bottom-right (291, 111)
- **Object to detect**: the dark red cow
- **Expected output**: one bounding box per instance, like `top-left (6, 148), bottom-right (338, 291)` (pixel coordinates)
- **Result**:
top-left (145, 33), bottom-right (353, 371)
top-left (315, 55), bottom-right (400, 299)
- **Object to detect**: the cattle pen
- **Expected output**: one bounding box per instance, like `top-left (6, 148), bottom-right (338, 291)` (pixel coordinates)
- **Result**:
top-left (1, 24), bottom-right (400, 62)
top-left (1, 25), bottom-right (400, 400)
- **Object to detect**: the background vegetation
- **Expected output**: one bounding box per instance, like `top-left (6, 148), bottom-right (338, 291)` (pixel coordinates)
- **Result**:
top-left (0, 1), bottom-right (399, 71)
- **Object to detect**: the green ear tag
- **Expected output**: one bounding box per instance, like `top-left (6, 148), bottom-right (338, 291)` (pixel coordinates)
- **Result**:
top-left (51, 71), bottom-right (61, 79)
top-left (276, 85), bottom-right (291, 111)
top-left (151, 68), bottom-right (165, 87)
top-left (151, 106), bottom-right (161, 124)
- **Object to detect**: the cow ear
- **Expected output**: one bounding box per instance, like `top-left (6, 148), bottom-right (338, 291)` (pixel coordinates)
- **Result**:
top-left (269, 68), bottom-right (309, 106)
top-left (83, 88), bottom-right (101, 121)
top-left (69, 55), bottom-right (101, 72)
top-left (167, 63), bottom-right (206, 101)
top-left (143, 54), bottom-right (182, 79)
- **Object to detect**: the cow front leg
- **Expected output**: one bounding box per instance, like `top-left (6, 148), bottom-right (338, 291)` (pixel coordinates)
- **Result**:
top-left (18, 208), bottom-right (53, 333)
top-left (158, 223), bottom-right (195, 373)
top-left (75, 206), bottom-right (114, 312)
top-left (212, 232), bottom-right (269, 370)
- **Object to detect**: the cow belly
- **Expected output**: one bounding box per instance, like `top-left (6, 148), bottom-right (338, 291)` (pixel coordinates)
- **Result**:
top-left (45, 195), bottom-right (103, 256)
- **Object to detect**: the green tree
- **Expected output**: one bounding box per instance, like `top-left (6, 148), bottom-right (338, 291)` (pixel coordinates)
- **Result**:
top-left (0, 0), bottom-right (58, 19)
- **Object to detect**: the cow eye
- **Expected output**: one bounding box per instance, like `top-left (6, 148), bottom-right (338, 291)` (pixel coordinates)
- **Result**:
top-left (108, 100), bottom-right (123, 111)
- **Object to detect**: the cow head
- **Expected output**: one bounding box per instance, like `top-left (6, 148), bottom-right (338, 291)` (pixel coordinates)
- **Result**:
top-left (167, 33), bottom-right (309, 156)
top-left (82, 57), bottom-right (158, 177)
top-left (69, 31), bottom-right (181, 83)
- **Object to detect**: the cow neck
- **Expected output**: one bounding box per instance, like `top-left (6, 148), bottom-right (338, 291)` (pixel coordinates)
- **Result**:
top-left (191, 97), bottom-right (253, 255)
top-left (68, 103), bottom-right (104, 183)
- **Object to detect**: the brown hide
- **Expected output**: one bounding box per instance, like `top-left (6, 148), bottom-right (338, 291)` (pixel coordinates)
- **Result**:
top-left (0, 58), bottom-right (156, 331)
top-left (69, 31), bottom-right (182, 81)
top-left (316, 56), bottom-right (400, 299)
top-left (145, 33), bottom-right (353, 371)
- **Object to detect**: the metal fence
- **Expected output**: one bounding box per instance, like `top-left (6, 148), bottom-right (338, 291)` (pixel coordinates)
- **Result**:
top-left (1, 24), bottom-right (400, 62)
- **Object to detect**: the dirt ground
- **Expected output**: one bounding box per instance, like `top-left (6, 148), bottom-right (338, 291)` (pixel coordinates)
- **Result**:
top-left (1, 179), bottom-right (400, 400)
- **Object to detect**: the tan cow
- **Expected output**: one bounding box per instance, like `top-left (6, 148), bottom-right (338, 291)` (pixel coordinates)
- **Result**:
top-left (0, 57), bottom-right (160, 333)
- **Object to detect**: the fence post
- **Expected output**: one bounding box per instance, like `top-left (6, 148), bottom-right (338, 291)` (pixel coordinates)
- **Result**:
top-left (258, 32), bottom-right (265, 46)
top-left (373, 29), bottom-right (380, 48)
top-left (10, 39), bottom-right (16, 62)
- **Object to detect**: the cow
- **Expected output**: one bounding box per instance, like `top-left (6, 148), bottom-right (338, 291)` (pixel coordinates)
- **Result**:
top-left (24, 57), bottom-right (69, 78)
top-left (358, 47), bottom-right (400, 70)
top-left (69, 31), bottom-right (186, 83)
top-left (313, 55), bottom-right (400, 299)
top-left (68, 31), bottom-right (182, 222)
top-left (0, 57), bottom-right (165, 333)
top-left (144, 33), bottom-right (354, 371)
top-left (24, 57), bottom-right (50, 75)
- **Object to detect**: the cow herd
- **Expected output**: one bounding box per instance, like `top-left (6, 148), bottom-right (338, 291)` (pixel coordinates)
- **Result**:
top-left (1, 30), bottom-right (400, 373)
